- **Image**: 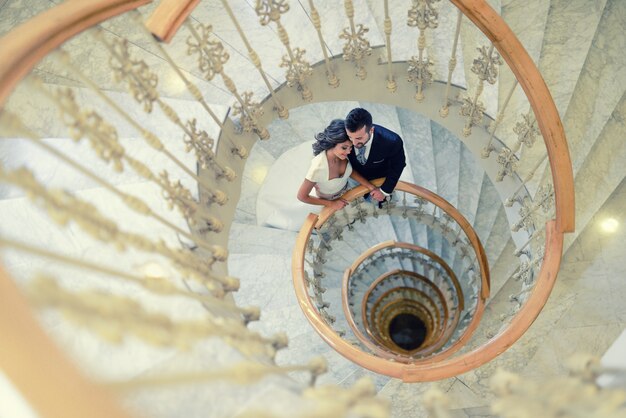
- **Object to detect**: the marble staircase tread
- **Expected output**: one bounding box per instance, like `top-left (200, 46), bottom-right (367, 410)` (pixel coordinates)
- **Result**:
top-left (125, 342), bottom-right (305, 418)
top-left (496, 0), bottom-right (550, 151)
top-left (485, 237), bottom-right (518, 301)
top-left (483, 206), bottom-right (511, 268)
top-left (559, 0), bottom-right (626, 179)
top-left (228, 222), bottom-right (297, 255)
top-left (516, 0), bottom-right (610, 197)
top-left (457, 145), bottom-right (485, 226)
top-left (228, 253), bottom-right (295, 313)
top-left (561, 96), bottom-right (626, 253)
top-left (472, 175), bottom-right (502, 247)
top-left (537, 0), bottom-right (608, 120)
top-left (432, 121), bottom-right (461, 208)
top-left (396, 108), bottom-right (438, 193)
top-left (275, 323), bottom-right (362, 388)
top-left (408, 218), bottom-right (429, 250)
top-left (257, 114), bottom-right (313, 160)
top-left (234, 143), bottom-right (276, 225)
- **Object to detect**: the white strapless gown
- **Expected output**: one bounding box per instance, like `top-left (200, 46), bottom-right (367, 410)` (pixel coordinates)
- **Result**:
top-left (257, 141), bottom-right (348, 231)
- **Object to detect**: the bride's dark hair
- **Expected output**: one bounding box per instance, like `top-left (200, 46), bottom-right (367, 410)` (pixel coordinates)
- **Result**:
top-left (312, 119), bottom-right (350, 156)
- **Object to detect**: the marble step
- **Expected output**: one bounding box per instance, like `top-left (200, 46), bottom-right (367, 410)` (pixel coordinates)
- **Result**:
top-left (515, 0), bottom-right (610, 197)
top-left (559, 0), bottom-right (625, 179)
top-left (486, 237), bottom-right (518, 301)
top-left (561, 96), bottom-right (626, 252)
top-left (235, 143), bottom-right (277, 225)
top-left (430, 121), bottom-right (460, 256)
top-left (496, 0), bottom-right (550, 149)
top-left (457, 145), bottom-right (485, 226)
top-left (471, 174), bottom-right (502, 247)
top-left (483, 206), bottom-right (511, 268)
top-left (227, 223), bottom-right (298, 255)
top-left (396, 108), bottom-right (437, 193)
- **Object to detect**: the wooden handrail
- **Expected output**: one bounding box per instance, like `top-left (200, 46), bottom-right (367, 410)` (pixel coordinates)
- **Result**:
top-left (145, 0), bottom-right (199, 43)
top-left (0, 0), bottom-right (151, 108)
top-left (362, 271), bottom-right (449, 348)
top-left (450, 0), bottom-right (574, 233)
top-left (346, 241), bottom-right (465, 310)
top-left (372, 297), bottom-right (436, 353)
top-left (341, 241), bottom-right (465, 357)
top-left (367, 286), bottom-right (440, 348)
top-left (0, 266), bottom-right (133, 418)
top-left (320, 180), bottom-right (490, 300)
top-left (293, 218), bottom-right (562, 381)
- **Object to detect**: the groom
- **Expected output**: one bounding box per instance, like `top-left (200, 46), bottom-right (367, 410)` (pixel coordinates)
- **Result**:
top-left (345, 108), bottom-right (406, 203)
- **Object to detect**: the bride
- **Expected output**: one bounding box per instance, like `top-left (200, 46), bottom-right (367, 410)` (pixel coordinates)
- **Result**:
top-left (297, 119), bottom-right (377, 210)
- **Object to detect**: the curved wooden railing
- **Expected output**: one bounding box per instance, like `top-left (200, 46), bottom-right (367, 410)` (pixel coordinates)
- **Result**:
top-left (294, 215), bottom-right (562, 381)
top-left (0, 0), bottom-right (151, 107)
top-left (362, 272), bottom-right (448, 337)
top-left (369, 289), bottom-right (437, 353)
top-left (320, 180), bottom-right (490, 299)
top-left (345, 241), bottom-right (465, 310)
top-left (449, 0), bottom-right (574, 233)
top-left (363, 273), bottom-right (447, 350)
top-left (342, 243), bottom-right (463, 359)
top-left (305, 180), bottom-right (488, 363)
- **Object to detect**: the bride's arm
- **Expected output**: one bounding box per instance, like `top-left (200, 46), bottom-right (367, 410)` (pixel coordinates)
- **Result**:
top-left (297, 179), bottom-right (347, 210)
top-left (349, 170), bottom-right (376, 191)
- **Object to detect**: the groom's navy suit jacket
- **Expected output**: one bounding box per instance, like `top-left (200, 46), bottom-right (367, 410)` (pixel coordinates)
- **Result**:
top-left (348, 124), bottom-right (406, 194)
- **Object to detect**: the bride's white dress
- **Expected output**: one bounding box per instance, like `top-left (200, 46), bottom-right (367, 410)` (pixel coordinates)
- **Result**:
top-left (256, 141), bottom-right (351, 231)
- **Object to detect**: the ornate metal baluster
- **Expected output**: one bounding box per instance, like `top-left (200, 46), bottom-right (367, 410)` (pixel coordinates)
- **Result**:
top-left (340, 0), bottom-right (372, 80)
top-left (184, 22), bottom-right (269, 140)
top-left (513, 228), bottom-right (546, 258)
top-left (407, 0), bottom-right (440, 102)
top-left (440, 9), bottom-right (462, 117)
top-left (482, 80), bottom-right (518, 158)
top-left (36, 84), bottom-right (225, 233)
top-left (460, 45), bottom-right (502, 137)
top-left (0, 108), bottom-right (219, 253)
top-left (27, 275), bottom-right (279, 356)
top-left (0, 164), bottom-right (234, 295)
top-left (106, 356), bottom-right (327, 391)
top-left (0, 236), bottom-right (259, 319)
top-left (496, 110), bottom-right (541, 181)
top-left (505, 154), bottom-right (548, 207)
top-left (511, 183), bottom-right (554, 232)
top-left (130, 12), bottom-right (248, 160)
top-left (382, 0), bottom-right (396, 92)
top-left (94, 31), bottom-right (232, 202)
top-left (254, 0), bottom-right (313, 102)
top-left (219, 1), bottom-right (289, 116)
top-left (307, 0), bottom-right (339, 88)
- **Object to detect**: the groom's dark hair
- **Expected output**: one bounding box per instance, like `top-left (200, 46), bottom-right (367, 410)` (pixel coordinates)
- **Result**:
top-left (345, 108), bottom-right (372, 133)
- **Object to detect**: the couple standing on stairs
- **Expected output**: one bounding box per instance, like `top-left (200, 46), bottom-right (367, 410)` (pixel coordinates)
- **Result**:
top-left (297, 108), bottom-right (407, 210)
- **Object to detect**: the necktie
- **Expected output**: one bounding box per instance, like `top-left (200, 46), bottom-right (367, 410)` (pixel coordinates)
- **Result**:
top-left (357, 146), bottom-right (367, 165)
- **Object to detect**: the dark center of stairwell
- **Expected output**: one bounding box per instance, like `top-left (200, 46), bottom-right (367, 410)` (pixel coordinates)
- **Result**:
top-left (388, 313), bottom-right (427, 351)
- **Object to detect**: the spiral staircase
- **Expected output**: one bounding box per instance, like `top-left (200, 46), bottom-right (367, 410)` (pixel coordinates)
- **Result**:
top-left (0, 0), bottom-right (625, 417)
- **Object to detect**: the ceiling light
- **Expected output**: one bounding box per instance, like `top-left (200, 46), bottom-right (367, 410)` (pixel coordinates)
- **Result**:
top-left (600, 218), bottom-right (619, 234)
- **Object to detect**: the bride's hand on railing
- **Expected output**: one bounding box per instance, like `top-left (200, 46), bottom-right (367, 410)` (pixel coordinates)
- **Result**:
top-left (328, 199), bottom-right (348, 211)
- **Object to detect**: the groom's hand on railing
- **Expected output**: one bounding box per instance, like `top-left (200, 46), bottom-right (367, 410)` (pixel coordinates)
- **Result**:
top-left (370, 188), bottom-right (385, 202)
